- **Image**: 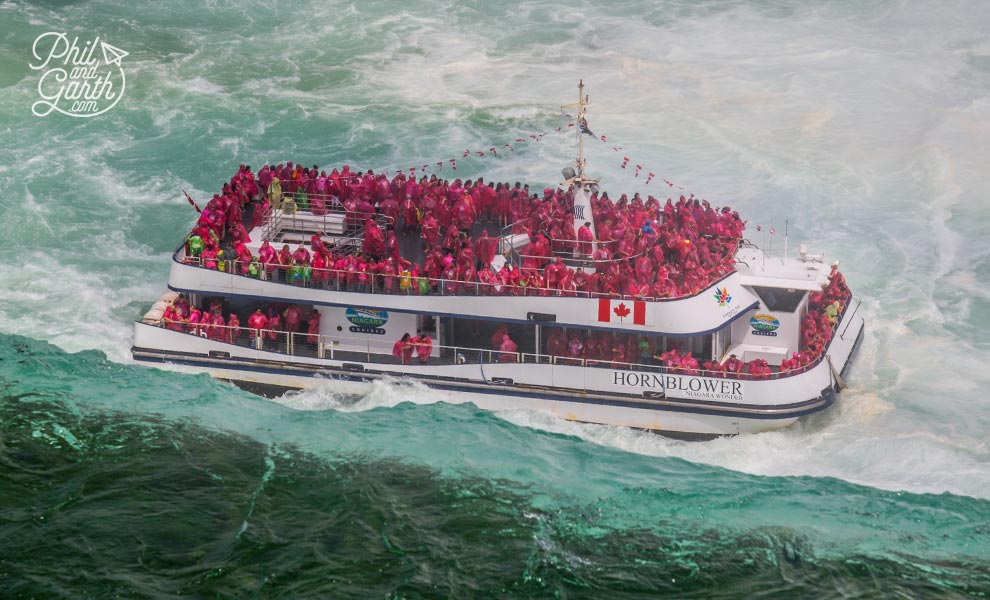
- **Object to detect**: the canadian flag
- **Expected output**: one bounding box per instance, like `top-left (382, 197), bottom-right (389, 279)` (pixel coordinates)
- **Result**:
top-left (598, 298), bottom-right (646, 325)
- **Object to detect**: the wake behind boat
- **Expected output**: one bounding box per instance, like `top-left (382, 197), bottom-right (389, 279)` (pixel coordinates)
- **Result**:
top-left (132, 83), bottom-right (864, 439)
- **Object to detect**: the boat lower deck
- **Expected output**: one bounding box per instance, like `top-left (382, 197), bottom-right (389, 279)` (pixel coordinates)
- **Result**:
top-left (136, 273), bottom-right (865, 437)
top-left (131, 309), bottom-right (864, 437)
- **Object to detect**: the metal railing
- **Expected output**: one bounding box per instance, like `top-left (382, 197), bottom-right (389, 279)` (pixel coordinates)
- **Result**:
top-left (260, 192), bottom-right (393, 245)
top-left (177, 250), bottom-right (736, 303)
top-left (497, 217), bottom-right (623, 263)
top-left (145, 318), bottom-right (839, 382)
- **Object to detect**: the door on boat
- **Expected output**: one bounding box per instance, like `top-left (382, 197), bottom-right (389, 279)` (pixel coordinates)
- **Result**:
top-left (713, 327), bottom-right (731, 362)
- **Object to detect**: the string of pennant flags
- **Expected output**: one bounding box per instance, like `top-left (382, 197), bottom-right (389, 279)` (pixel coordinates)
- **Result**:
top-left (394, 120), bottom-right (777, 234)
top-left (358, 116), bottom-right (705, 200)
top-left (390, 124), bottom-right (573, 177)
top-left (219, 114), bottom-right (769, 234)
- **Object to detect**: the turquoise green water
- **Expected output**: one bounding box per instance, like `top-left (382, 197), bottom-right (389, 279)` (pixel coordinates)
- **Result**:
top-left (2, 0), bottom-right (990, 596)
top-left (3, 336), bottom-right (989, 596)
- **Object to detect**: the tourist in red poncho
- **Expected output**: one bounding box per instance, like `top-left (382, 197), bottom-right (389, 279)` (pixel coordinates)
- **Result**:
top-left (283, 304), bottom-right (303, 334)
top-left (610, 339), bottom-right (628, 368)
top-left (219, 312), bottom-right (236, 344)
top-left (476, 230), bottom-right (497, 268)
top-left (392, 333), bottom-right (414, 365)
top-left (274, 245), bottom-right (291, 281)
top-left (256, 240), bottom-right (275, 279)
top-left (162, 303), bottom-right (183, 332)
top-left (723, 354), bottom-right (744, 375)
top-left (413, 332), bottom-right (433, 364)
top-left (208, 310), bottom-right (225, 341)
top-left (577, 222), bottom-right (595, 258)
top-left (385, 228), bottom-right (400, 262)
top-left (490, 324), bottom-right (508, 350)
top-left (247, 308), bottom-right (268, 346)
top-left (234, 243), bottom-right (252, 276)
top-left (544, 256), bottom-right (565, 290)
top-left (498, 333), bottom-right (518, 363)
top-left (362, 218), bottom-right (386, 258)
top-left (421, 213), bottom-right (439, 248)
top-left (291, 243), bottom-right (310, 266)
top-left (306, 309), bottom-right (321, 344)
top-left (545, 328), bottom-right (567, 356)
top-left (566, 335), bottom-right (585, 364)
top-left (187, 306), bottom-right (203, 337)
top-left (265, 307), bottom-right (282, 343)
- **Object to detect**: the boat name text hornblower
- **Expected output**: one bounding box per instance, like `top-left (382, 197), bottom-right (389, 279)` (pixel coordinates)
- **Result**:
top-left (612, 371), bottom-right (744, 401)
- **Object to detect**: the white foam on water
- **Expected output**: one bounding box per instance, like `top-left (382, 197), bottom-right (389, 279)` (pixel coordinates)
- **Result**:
top-left (274, 376), bottom-right (441, 413)
top-left (20, 185), bottom-right (54, 236)
top-left (0, 249), bottom-right (161, 362)
top-left (179, 76), bottom-right (226, 95)
top-left (495, 392), bottom-right (990, 500)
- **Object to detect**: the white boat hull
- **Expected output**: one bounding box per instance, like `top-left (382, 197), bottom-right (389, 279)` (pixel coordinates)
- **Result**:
top-left (131, 301), bottom-right (864, 439)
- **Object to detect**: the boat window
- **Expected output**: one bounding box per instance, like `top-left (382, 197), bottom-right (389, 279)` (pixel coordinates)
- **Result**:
top-left (417, 315), bottom-right (436, 335)
top-left (752, 286), bottom-right (805, 313)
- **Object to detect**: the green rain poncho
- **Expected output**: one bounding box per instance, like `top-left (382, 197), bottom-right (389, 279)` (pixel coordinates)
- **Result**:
top-left (187, 235), bottom-right (204, 257)
top-left (268, 177), bottom-right (283, 210)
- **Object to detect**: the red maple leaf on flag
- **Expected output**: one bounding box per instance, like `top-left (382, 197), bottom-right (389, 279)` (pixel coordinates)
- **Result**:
top-left (613, 303), bottom-right (631, 319)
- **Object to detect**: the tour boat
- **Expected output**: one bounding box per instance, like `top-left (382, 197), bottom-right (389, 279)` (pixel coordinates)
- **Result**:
top-left (132, 84), bottom-right (865, 439)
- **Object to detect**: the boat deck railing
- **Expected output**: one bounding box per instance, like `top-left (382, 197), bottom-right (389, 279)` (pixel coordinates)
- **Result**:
top-left (141, 319), bottom-right (836, 382)
top-left (512, 246), bottom-right (650, 272)
top-left (176, 252), bottom-right (731, 302)
top-left (497, 217), bottom-right (626, 267)
top-left (259, 193), bottom-right (394, 247)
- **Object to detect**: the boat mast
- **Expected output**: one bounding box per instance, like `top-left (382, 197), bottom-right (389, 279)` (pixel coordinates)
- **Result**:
top-left (561, 80), bottom-right (600, 260)
top-left (577, 79), bottom-right (588, 178)
top-left (562, 79), bottom-right (591, 179)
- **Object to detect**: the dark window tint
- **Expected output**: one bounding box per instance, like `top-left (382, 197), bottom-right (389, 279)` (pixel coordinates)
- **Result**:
top-left (752, 287), bottom-right (806, 313)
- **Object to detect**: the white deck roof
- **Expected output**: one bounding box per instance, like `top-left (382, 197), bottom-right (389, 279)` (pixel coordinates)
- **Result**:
top-left (733, 245), bottom-right (832, 291)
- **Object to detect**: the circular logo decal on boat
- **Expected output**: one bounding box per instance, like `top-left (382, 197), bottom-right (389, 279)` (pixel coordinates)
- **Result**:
top-left (346, 307), bottom-right (389, 334)
top-left (750, 313), bottom-right (779, 337)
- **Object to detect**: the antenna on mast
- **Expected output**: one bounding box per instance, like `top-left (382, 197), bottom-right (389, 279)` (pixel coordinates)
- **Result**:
top-left (577, 79), bottom-right (588, 178)
top-left (561, 79), bottom-right (592, 181)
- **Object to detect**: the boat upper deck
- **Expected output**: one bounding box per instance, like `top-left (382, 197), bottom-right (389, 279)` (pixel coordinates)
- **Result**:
top-left (186, 164), bottom-right (751, 304)
top-left (734, 245), bottom-right (832, 291)
top-left (169, 164), bottom-right (782, 333)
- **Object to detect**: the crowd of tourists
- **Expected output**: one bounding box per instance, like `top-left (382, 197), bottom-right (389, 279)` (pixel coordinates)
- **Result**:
top-left (172, 162), bottom-right (851, 374)
top-left (161, 295), bottom-right (321, 349)
top-left (539, 262), bottom-right (852, 376)
top-left (182, 163), bottom-right (745, 300)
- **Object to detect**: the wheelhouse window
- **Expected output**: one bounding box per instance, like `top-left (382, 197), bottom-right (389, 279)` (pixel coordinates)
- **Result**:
top-left (752, 286), bottom-right (805, 313)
